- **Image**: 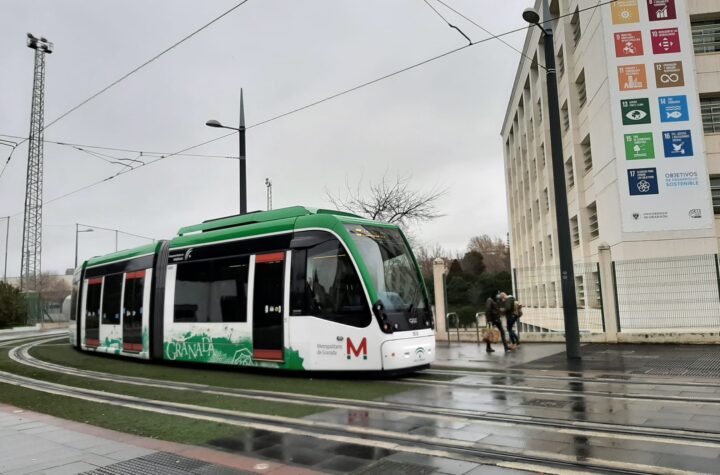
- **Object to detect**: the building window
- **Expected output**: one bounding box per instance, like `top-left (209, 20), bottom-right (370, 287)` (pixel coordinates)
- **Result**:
top-left (565, 156), bottom-right (575, 189)
top-left (561, 100), bottom-right (570, 131)
top-left (589, 271), bottom-right (601, 309)
top-left (701, 96), bottom-right (720, 134)
top-left (537, 98), bottom-right (543, 123)
top-left (557, 46), bottom-right (565, 77)
top-left (710, 176), bottom-right (720, 215)
top-left (544, 188), bottom-right (550, 212)
top-left (538, 241), bottom-right (544, 263)
top-left (540, 143), bottom-right (546, 168)
top-left (547, 235), bottom-right (553, 258)
top-left (575, 275), bottom-right (585, 307)
top-left (570, 215), bottom-right (580, 246)
top-left (587, 202), bottom-right (599, 239)
top-left (576, 70), bottom-right (587, 108)
top-left (581, 134), bottom-right (592, 173)
top-left (692, 19), bottom-right (720, 54)
top-left (571, 7), bottom-right (581, 47)
top-left (548, 281), bottom-right (557, 307)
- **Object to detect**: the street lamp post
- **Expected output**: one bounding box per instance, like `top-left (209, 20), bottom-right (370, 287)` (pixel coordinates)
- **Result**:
top-left (206, 89), bottom-right (247, 214)
top-left (74, 224), bottom-right (94, 268)
top-left (523, 1), bottom-right (581, 359)
top-left (1, 216), bottom-right (9, 282)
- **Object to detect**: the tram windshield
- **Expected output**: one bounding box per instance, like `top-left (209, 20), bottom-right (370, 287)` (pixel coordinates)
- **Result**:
top-left (345, 224), bottom-right (431, 330)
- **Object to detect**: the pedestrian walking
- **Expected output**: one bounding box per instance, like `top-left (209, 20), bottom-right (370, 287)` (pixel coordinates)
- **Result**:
top-left (500, 292), bottom-right (521, 346)
top-left (484, 293), bottom-right (511, 353)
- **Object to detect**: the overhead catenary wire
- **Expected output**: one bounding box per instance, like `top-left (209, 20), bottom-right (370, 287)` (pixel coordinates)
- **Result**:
top-left (0, 134), bottom-right (239, 160)
top-left (3, 0), bottom-right (617, 218)
top-left (421, 0), bottom-right (473, 45)
top-left (0, 0), bottom-right (251, 180)
top-left (434, 0), bottom-right (547, 70)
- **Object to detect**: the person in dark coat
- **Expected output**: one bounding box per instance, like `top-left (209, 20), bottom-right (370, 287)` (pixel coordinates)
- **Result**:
top-left (485, 294), bottom-right (511, 353)
top-left (499, 292), bottom-right (520, 346)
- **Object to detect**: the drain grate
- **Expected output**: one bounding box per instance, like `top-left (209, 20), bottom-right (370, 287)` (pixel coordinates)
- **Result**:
top-left (631, 357), bottom-right (720, 377)
top-left (351, 460), bottom-right (435, 475)
top-left (525, 398), bottom-right (571, 408)
top-left (81, 452), bottom-right (255, 475)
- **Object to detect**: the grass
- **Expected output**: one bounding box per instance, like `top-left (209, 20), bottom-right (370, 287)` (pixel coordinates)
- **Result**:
top-left (0, 337), bottom-right (424, 444)
top-left (0, 345), bottom-right (324, 418)
top-left (0, 382), bottom-right (243, 445)
top-left (30, 339), bottom-right (409, 401)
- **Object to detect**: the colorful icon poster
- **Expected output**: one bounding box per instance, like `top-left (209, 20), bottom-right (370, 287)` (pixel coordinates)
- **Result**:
top-left (658, 95), bottom-right (688, 122)
top-left (612, 0), bottom-right (640, 24)
top-left (628, 168), bottom-right (659, 195)
top-left (654, 61), bottom-right (684, 88)
top-left (651, 28), bottom-right (680, 54)
top-left (647, 0), bottom-right (676, 21)
top-left (621, 98), bottom-right (651, 125)
top-left (614, 31), bottom-right (644, 57)
top-left (662, 130), bottom-right (693, 157)
top-left (618, 64), bottom-right (647, 91)
top-left (625, 133), bottom-right (655, 160)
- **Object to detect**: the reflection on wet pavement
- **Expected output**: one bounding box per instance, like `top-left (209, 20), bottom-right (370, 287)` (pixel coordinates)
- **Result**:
top-left (204, 343), bottom-right (720, 474)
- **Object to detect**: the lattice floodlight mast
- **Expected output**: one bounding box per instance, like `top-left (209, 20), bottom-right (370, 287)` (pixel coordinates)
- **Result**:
top-left (21, 33), bottom-right (53, 291)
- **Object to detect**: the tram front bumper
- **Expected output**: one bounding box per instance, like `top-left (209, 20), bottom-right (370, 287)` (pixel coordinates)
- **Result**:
top-left (380, 335), bottom-right (435, 370)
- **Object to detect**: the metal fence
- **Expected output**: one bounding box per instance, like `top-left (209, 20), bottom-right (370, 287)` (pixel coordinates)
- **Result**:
top-left (614, 254), bottom-right (720, 332)
top-left (513, 262), bottom-right (603, 333)
top-left (510, 254), bottom-right (720, 335)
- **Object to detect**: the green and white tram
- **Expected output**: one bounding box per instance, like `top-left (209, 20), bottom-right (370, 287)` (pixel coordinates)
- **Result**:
top-left (70, 206), bottom-right (435, 372)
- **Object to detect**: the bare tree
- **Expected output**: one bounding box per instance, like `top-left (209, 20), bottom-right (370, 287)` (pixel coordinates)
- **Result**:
top-left (467, 235), bottom-right (509, 274)
top-left (327, 174), bottom-right (446, 228)
top-left (35, 273), bottom-right (71, 302)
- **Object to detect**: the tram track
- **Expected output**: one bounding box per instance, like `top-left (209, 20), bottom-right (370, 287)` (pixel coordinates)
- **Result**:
top-left (398, 375), bottom-right (720, 405)
top-left (0, 354), bottom-right (696, 475)
top-left (8, 338), bottom-right (720, 449)
top-left (428, 367), bottom-right (720, 388)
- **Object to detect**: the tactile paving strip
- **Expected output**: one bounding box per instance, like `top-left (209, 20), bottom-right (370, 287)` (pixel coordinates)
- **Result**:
top-left (81, 451), bottom-right (255, 475)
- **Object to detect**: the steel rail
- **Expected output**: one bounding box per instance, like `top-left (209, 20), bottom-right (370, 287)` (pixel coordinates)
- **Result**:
top-left (10, 339), bottom-right (720, 447)
top-left (0, 364), bottom-right (687, 475)
top-left (428, 367), bottom-right (720, 389)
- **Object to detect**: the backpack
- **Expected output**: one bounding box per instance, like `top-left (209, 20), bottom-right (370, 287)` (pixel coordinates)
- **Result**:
top-left (514, 301), bottom-right (523, 318)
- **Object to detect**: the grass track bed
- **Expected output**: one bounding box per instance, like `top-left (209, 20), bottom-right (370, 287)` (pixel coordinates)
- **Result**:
top-left (2, 345), bottom-right (324, 418)
top-left (0, 381), bottom-right (243, 445)
top-left (29, 340), bottom-right (408, 400)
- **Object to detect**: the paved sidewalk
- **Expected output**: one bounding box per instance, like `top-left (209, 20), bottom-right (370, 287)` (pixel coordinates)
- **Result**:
top-left (435, 340), bottom-right (720, 378)
top-left (0, 404), bottom-right (319, 475)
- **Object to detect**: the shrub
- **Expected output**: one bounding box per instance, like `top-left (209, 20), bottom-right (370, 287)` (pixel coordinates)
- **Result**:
top-left (0, 282), bottom-right (27, 328)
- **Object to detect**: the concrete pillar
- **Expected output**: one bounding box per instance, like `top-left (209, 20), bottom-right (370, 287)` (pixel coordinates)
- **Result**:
top-left (598, 243), bottom-right (618, 343)
top-left (432, 258), bottom-right (447, 338)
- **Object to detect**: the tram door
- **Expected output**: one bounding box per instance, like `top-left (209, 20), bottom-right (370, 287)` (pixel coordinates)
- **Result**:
top-left (122, 271), bottom-right (145, 352)
top-left (252, 252), bottom-right (285, 361)
top-left (85, 278), bottom-right (102, 347)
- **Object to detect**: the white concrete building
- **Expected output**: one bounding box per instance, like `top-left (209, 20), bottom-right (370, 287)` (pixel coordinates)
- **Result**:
top-left (501, 0), bottom-right (720, 334)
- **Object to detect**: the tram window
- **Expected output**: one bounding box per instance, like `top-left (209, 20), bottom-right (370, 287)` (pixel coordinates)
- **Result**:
top-left (174, 255), bottom-right (249, 323)
top-left (295, 239), bottom-right (369, 327)
top-left (70, 274), bottom-right (80, 321)
top-left (101, 274), bottom-right (123, 325)
top-left (85, 280), bottom-right (102, 340)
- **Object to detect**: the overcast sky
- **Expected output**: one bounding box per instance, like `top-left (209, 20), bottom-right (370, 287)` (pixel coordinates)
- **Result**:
top-left (0, 0), bottom-right (531, 276)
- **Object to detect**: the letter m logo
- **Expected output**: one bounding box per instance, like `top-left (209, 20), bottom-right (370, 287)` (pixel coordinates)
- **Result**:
top-left (347, 337), bottom-right (367, 360)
